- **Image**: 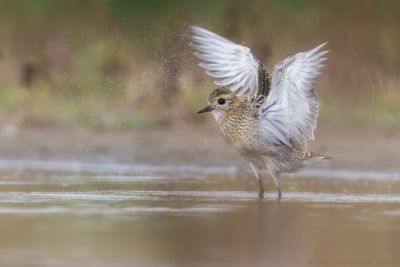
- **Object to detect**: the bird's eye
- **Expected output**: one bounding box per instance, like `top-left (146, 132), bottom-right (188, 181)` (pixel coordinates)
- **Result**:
top-left (217, 98), bottom-right (226, 105)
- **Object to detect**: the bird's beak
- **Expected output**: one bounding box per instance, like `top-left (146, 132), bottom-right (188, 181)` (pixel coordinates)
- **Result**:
top-left (197, 105), bottom-right (214, 114)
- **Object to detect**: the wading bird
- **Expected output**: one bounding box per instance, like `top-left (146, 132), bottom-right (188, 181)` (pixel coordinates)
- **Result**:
top-left (190, 26), bottom-right (328, 199)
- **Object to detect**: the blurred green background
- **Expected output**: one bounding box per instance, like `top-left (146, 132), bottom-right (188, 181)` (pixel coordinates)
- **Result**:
top-left (0, 0), bottom-right (400, 131)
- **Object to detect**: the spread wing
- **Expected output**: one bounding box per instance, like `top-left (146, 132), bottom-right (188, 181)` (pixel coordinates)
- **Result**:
top-left (260, 43), bottom-right (328, 147)
top-left (189, 25), bottom-right (267, 96)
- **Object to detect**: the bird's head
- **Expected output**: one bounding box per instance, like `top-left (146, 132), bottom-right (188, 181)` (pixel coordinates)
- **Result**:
top-left (197, 87), bottom-right (240, 121)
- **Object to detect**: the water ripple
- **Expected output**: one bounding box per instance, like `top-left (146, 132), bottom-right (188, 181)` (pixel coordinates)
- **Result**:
top-left (0, 190), bottom-right (399, 204)
top-left (0, 158), bottom-right (399, 181)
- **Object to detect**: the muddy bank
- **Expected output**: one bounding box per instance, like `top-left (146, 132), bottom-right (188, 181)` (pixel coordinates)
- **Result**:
top-left (0, 122), bottom-right (399, 170)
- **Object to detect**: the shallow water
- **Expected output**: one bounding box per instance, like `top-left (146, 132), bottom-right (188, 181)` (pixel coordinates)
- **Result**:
top-left (0, 159), bottom-right (399, 267)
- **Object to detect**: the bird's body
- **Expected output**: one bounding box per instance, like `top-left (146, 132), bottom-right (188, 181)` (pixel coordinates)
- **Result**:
top-left (191, 26), bottom-right (328, 199)
top-left (218, 93), bottom-right (318, 171)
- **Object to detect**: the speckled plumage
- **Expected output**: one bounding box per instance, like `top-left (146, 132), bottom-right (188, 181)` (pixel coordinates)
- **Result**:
top-left (191, 26), bottom-right (328, 199)
top-left (202, 87), bottom-right (325, 199)
top-left (218, 89), bottom-right (318, 168)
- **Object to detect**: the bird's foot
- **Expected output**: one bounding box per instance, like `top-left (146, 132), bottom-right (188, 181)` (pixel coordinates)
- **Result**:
top-left (277, 188), bottom-right (282, 200)
top-left (258, 189), bottom-right (264, 199)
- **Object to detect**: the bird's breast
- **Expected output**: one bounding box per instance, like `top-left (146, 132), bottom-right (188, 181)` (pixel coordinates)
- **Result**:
top-left (218, 111), bottom-right (260, 153)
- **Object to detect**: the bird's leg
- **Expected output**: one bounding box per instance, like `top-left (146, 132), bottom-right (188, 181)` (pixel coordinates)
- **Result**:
top-left (268, 167), bottom-right (282, 200)
top-left (249, 163), bottom-right (264, 199)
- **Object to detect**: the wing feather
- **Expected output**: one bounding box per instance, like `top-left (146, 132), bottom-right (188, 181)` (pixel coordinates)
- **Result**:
top-left (189, 25), bottom-right (262, 96)
top-left (260, 43), bottom-right (328, 147)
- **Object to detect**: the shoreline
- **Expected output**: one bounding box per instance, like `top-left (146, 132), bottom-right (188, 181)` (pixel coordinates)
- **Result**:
top-left (0, 122), bottom-right (399, 171)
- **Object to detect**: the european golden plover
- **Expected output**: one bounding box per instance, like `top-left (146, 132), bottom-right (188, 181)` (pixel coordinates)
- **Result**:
top-left (190, 25), bottom-right (328, 199)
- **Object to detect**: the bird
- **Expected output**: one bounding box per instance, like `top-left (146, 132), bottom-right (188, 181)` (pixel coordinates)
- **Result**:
top-left (189, 25), bottom-right (328, 199)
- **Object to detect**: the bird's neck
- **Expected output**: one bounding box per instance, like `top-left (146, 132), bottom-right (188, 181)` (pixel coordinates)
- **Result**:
top-left (211, 110), bottom-right (225, 122)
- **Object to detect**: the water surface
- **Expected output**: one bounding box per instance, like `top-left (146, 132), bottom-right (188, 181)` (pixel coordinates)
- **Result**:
top-left (0, 159), bottom-right (399, 267)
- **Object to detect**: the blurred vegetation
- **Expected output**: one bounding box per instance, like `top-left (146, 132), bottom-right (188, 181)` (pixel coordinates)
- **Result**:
top-left (0, 0), bottom-right (400, 131)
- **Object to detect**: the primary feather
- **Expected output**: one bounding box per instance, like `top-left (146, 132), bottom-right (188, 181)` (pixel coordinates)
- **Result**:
top-left (261, 43), bottom-right (328, 147)
top-left (190, 25), bottom-right (263, 96)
